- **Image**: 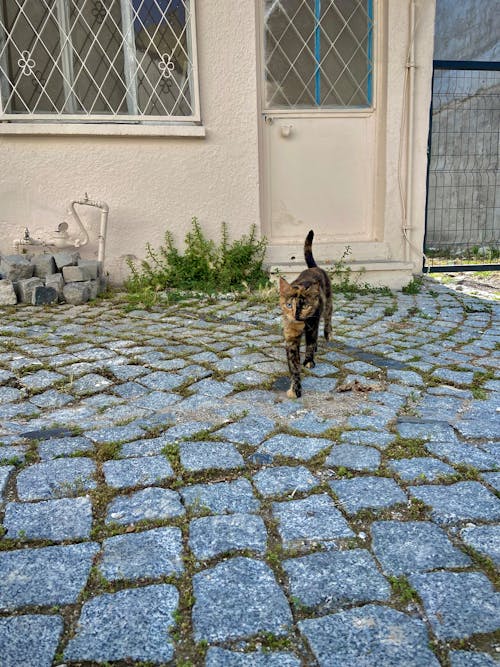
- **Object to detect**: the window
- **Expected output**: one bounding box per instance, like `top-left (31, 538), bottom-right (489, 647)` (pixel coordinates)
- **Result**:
top-left (264, 0), bottom-right (374, 109)
top-left (0, 0), bottom-right (199, 122)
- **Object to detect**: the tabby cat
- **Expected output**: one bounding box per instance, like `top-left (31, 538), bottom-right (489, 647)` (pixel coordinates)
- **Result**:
top-left (279, 230), bottom-right (332, 398)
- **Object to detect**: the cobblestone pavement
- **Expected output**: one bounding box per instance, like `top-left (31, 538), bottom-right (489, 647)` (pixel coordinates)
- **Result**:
top-left (0, 280), bottom-right (499, 666)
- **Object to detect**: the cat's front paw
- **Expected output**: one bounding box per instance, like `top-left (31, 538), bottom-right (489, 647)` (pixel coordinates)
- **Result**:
top-left (303, 359), bottom-right (315, 369)
top-left (287, 386), bottom-right (301, 398)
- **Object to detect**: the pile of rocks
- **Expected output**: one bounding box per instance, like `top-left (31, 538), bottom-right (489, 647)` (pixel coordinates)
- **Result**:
top-left (0, 252), bottom-right (104, 306)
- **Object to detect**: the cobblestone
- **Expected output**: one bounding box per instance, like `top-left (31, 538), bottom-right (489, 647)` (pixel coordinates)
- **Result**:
top-left (0, 283), bottom-right (499, 665)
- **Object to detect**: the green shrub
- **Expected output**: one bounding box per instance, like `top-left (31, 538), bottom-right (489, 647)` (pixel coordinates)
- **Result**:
top-left (125, 218), bottom-right (269, 304)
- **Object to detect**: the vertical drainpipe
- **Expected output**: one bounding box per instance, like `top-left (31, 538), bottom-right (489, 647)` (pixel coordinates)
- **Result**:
top-left (404, 0), bottom-right (417, 263)
top-left (314, 0), bottom-right (321, 105)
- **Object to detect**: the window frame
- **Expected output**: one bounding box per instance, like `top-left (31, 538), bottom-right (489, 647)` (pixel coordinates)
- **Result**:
top-left (261, 0), bottom-right (376, 114)
top-left (0, 0), bottom-right (202, 128)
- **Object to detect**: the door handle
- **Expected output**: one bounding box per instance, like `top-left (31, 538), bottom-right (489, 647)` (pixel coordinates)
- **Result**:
top-left (281, 124), bottom-right (293, 138)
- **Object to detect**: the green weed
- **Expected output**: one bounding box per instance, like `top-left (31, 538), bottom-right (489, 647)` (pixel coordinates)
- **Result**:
top-left (125, 218), bottom-right (269, 308)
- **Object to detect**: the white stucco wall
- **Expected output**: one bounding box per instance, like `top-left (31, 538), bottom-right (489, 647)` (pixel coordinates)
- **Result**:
top-left (0, 3), bottom-right (261, 284)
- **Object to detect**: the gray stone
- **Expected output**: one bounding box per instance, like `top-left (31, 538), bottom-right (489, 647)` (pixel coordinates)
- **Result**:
top-left (62, 281), bottom-right (91, 305)
top-left (330, 477), bottom-right (406, 515)
top-left (425, 441), bottom-right (499, 471)
top-left (325, 444), bottom-right (381, 471)
top-left (0, 279), bottom-right (17, 305)
top-left (284, 549), bottom-right (391, 611)
top-left (62, 265), bottom-right (88, 282)
top-left (482, 471), bottom-right (500, 492)
top-left (257, 434), bottom-right (332, 461)
top-left (272, 494), bottom-right (354, 549)
top-left (388, 457), bottom-right (456, 482)
top-left (215, 415), bottom-right (276, 445)
top-left (387, 369), bottom-right (424, 386)
top-left (253, 465), bottom-right (318, 497)
top-left (344, 360), bottom-right (381, 374)
top-left (17, 277), bottom-right (44, 304)
top-left (179, 440), bottom-right (244, 472)
top-left (449, 650), bottom-right (498, 667)
top-left (455, 418), bottom-right (500, 440)
top-left (205, 648), bottom-right (301, 666)
top-left (16, 457), bottom-right (96, 500)
top-left (103, 455), bottom-right (174, 489)
top-left (106, 487), bottom-right (184, 525)
top-left (0, 465), bottom-right (14, 497)
top-left (71, 372), bottom-right (113, 396)
top-left (190, 378), bottom-right (234, 398)
top-left (29, 388), bottom-right (73, 409)
top-left (38, 435), bottom-right (94, 460)
top-left (137, 370), bottom-right (185, 391)
top-left (409, 571), bottom-right (500, 640)
top-left (432, 368), bottom-right (475, 386)
top-left (340, 430), bottom-right (396, 449)
top-left (100, 527), bottom-right (184, 581)
top-left (299, 604), bottom-right (439, 667)
top-left (0, 386), bottom-right (22, 404)
top-left (64, 585), bottom-right (178, 663)
top-left (181, 478), bottom-right (260, 515)
top-left (44, 272), bottom-right (64, 298)
top-left (0, 614), bottom-right (63, 667)
top-left (461, 524), bottom-right (500, 566)
top-left (119, 435), bottom-right (170, 458)
top-left (408, 482), bottom-right (500, 525)
top-left (371, 521), bottom-right (471, 575)
top-left (78, 258), bottom-right (100, 279)
top-left (88, 422), bottom-right (145, 444)
top-left (0, 254), bottom-right (33, 281)
top-left (32, 285), bottom-right (58, 306)
top-left (53, 250), bottom-right (79, 269)
top-left (162, 420), bottom-right (213, 443)
top-left (0, 542), bottom-right (98, 611)
top-left (227, 370), bottom-right (269, 386)
top-left (192, 557), bottom-right (293, 642)
top-left (31, 254), bottom-right (56, 278)
top-left (189, 513), bottom-right (267, 560)
top-left (289, 412), bottom-right (340, 435)
top-left (3, 496), bottom-right (93, 541)
top-left (397, 418), bottom-right (457, 442)
top-left (19, 369), bottom-right (65, 391)
top-left (301, 376), bottom-right (338, 392)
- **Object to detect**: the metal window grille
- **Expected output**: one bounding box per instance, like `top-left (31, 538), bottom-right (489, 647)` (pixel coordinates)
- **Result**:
top-left (263, 0), bottom-right (374, 110)
top-left (0, 0), bottom-right (200, 122)
top-left (425, 61), bottom-right (500, 271)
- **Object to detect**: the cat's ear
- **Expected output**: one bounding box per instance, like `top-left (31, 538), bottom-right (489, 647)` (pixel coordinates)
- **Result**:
top-left (279, 276), bottom-right (290, 295)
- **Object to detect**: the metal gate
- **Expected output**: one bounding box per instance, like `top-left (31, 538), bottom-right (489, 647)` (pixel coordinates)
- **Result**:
top-left (424, 60), bottom-right (500, 273)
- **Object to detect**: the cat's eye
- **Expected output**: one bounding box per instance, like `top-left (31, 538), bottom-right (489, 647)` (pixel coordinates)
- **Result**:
top-left (286, 303), bottom-right (292, 308)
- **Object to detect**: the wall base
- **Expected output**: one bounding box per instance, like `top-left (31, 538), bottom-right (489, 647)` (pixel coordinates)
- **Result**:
top-left (267, 260), bottom-right (417, 291)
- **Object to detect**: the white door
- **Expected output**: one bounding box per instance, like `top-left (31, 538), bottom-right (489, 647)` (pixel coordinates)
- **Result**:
top-left (261, 0), bottom-right (378, 246)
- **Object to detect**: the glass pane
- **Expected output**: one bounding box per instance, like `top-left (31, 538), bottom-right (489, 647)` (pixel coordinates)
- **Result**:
top-left (264, 0), bottom-right (373, 109)
top-left (1, 0), bottom-right (64, 113)
top-left (70, 0), bottom-right (127, 114)
top-left (132, 0), bottom-right (193, 116)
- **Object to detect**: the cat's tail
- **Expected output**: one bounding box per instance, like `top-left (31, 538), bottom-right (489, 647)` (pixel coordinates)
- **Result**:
top-left (304, 230), bottom-right (317, 268)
